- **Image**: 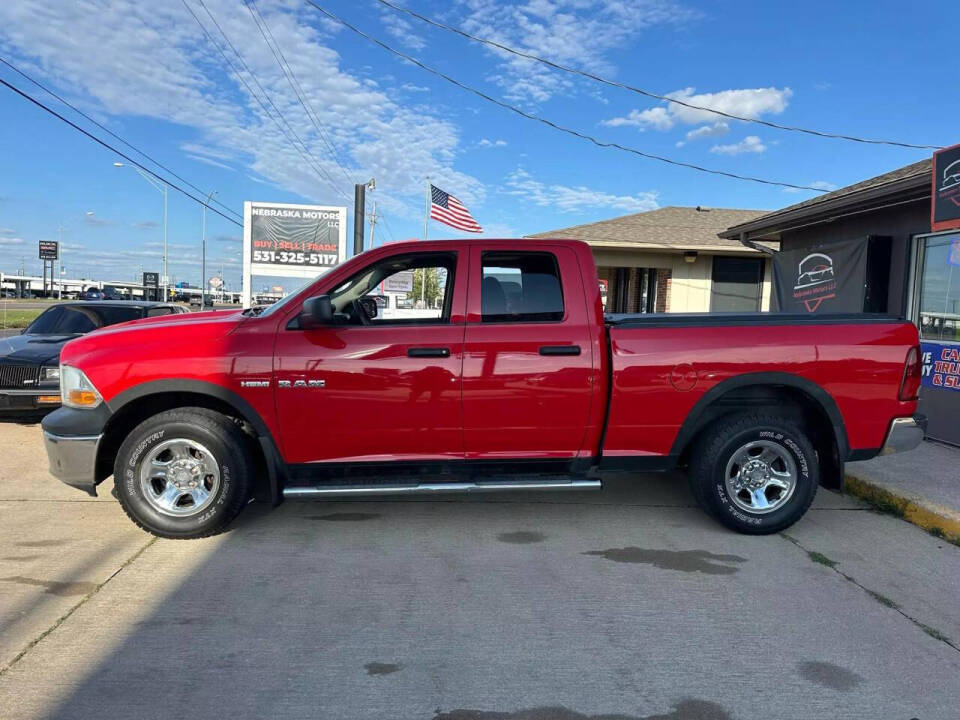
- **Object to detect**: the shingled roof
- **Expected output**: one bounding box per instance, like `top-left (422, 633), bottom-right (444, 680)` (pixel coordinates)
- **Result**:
top-left (720, 159), bottom-right (932, 240)
top-left (526, 206), bottom-right (768, 252)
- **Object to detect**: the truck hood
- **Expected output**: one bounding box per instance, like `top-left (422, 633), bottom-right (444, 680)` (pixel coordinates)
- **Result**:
top-left (61, 310), bottom-right (248, 362)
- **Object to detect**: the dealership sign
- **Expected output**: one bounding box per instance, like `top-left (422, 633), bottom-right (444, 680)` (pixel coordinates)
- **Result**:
top-left (382, 270), bottom-right (414, 293)
top-left (771, 237), bottom-right (868, 313)
top-left (932, 143), bottom-right (960, 232)
top-left (241, 201), bottom-right (347, 308)
top-left (921, 341), bottom-right (960, 392)
top-left (38, 240), bottom-right (58, 261)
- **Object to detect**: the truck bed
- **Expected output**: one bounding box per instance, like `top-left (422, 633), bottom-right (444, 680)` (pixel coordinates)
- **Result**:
top-left (602, 312), bottom-right (918, 463)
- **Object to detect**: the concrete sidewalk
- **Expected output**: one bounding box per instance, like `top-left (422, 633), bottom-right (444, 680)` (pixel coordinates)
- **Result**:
top-left (847, 440), bottom-right (960, 542)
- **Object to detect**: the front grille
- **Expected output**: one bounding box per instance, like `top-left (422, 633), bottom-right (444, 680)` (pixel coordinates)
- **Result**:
top-left (0, 365), bottom-right (42, 390)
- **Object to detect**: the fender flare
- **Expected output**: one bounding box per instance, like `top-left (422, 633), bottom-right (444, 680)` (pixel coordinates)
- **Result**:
top-left (105, 379), bottom-right (285, 505)
top-left (669, 371), bottom-right (849, 461)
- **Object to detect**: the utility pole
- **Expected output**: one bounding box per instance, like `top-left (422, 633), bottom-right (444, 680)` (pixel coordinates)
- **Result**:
top-left (57, 223), bottom-right (63, 300)
top-left (368, 201), bottom-right (378, 250)
top-left (353, 178), bottom-right (375, 256)
top-left (202, 190), bottom-right (217, 308)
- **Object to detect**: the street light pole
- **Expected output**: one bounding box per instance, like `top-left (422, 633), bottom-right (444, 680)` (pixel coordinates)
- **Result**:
top-left (202, 190), bottom-right (217, 308)
top-left (114, 162), bottom-right (169, 300)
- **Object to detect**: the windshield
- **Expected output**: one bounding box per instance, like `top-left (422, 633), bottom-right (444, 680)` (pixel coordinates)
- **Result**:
top-left (25, 304), bottom-right (144, 335)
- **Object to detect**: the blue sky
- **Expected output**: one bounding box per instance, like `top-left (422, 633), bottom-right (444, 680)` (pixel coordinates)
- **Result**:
top-left (0, 0), bottom-right (957, 292)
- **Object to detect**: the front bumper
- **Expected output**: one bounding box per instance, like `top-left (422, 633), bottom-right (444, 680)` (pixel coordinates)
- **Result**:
top-left (880, 414), bottom-right (927, 456)
top-left (42, 431), bottom-right (102, 496)
top-left (0, 389), bottom-right (61, 414)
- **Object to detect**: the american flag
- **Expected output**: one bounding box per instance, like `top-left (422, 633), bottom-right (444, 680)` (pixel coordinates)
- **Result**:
top-left (430, 184), bottom-right (483, 233)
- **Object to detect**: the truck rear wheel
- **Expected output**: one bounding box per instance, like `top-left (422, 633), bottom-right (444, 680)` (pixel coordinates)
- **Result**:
top-left (113, 408), bottom-right (253, 539)
top-left (688, 412), bottom-right (818, 534)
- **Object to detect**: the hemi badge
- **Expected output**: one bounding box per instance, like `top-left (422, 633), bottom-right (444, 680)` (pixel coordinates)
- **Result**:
top-left (240, 380), bottom-right (271, 388)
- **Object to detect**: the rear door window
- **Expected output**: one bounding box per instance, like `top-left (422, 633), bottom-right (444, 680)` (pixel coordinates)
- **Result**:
top-left (480, 251), bottom-right (564, 323)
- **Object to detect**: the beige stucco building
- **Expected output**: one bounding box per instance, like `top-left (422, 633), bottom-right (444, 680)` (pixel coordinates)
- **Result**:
top-left (527, 206), bottom-right (772, 313)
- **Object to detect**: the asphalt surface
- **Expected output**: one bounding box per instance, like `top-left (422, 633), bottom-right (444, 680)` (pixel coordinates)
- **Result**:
top-left (1, 421), bottom-right (959, 720)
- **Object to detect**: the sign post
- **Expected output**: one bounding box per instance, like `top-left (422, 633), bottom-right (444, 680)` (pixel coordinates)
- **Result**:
top-left (242, 202), bottom-right (347, 308)
top-left (142, 272), bottom-right (160, 301)
top-left (932, 143), bottom-right (960, 232)
top-left (39, 241), bottom-right (58, 298)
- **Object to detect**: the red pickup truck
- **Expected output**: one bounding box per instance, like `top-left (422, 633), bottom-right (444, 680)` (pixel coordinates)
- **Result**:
top-left (41, 239), bottom-right (925, 539)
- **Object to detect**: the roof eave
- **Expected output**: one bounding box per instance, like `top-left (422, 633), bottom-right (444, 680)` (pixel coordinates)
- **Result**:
top-left (719, 172), bottom-right (931, 240)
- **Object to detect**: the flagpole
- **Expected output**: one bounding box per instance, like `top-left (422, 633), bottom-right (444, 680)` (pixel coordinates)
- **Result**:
top-left (422, 177), bottom-right (429, 305)
top-left (423, 177), bottom-right (429, 242)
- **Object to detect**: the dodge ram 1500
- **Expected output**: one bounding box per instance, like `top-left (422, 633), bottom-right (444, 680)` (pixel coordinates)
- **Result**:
top-left (41, 239), bottom-right (925, 538)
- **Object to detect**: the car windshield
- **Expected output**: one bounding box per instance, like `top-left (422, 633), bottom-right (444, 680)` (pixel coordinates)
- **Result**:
top-left (25, 305), bottom-right (144, 335)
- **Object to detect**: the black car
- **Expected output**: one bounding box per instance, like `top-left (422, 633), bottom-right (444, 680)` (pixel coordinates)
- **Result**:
top-left (0, 301), bottom-right (185, 419)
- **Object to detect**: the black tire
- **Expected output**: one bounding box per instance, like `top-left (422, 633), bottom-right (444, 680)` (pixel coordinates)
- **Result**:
top-left (688, 412), bottom-right (819, 534)
top-left (113, 408), bottom-right (253, 539)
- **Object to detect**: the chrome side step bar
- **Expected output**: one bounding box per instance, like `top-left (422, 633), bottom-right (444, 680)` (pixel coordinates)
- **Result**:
top-left (283, 478), bottom-right (601, 499)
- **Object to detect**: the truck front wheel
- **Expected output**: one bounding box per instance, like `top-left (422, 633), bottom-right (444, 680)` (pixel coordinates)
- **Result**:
top-left (113, 408), bottom-right (253, 539)
top-left (688, 412), bottom-right (819, 534)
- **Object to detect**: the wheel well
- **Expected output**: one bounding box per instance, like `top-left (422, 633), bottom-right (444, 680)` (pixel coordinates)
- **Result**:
top-left (676, 384), bottom-right (844, 490)
top-left (95, 392), bottom-right (273, 500)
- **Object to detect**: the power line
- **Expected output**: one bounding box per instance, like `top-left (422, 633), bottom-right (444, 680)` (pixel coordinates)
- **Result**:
top-left (183, 0), bottom-right (350, 202)
top-left (374, 0), bottom-right (941, 152)
top-left (244, 0), bottom-right (404, 248)
top-left (0, 56), bottom-right (242, 221)
top-left (0, 76), bottom-right (242, 226)
top-left (244, 0), bottom-right (355, 186)
top-left (303, 2), bottom-right (835, 194)
top-left (193, 0), bottom-right (348, 198)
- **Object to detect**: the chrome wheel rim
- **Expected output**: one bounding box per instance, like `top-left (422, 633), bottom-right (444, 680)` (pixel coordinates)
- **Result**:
top-left (724, 440), bottom-right (797, 515)
top-left (139, 438), bottom-right (221, 517)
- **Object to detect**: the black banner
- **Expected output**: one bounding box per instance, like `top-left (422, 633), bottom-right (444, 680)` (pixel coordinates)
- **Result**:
top-left (248, 204), bottom-right (341, 269)
top-left (932, 143), bottom-right (960, 232)
top-left (142, 272), bottom-right (159, 287)
top-left (38, 240), bottom-right (58, 261)
top-left (772, 238), bottom-right (868, 313)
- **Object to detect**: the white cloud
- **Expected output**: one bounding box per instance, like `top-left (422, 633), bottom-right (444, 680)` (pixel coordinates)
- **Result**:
top-left (505, 168), bottom-right (658, 214)
top-left (400, 83), bottom-right (430, 93)
top-left (709, 135), bottom-right (767, 155)
top-left (0, 237), bottom-right (25, 246)
top-left (379, 10), bottom-right (426, 50)
top-left (685, 121), bottom-right (730, 141)
top-left (605, 87), bottom-right (791, 131)
top-left (603, 107), bottom-right (673, 131)
top-left (478, 138), bottom-right (507, 148)
top-left (0, 228), bottom-right (15, 235)
top-left (0, 0), bottom-right (482, 223)
top-left (457, 0), bottom-right (696, 102)
top-left (187, 154), bottom-right (236, 171)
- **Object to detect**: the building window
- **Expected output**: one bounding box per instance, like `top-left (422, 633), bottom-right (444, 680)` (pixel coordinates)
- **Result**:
top-left (710, 256), bottom-right (763, 312)
top-left (916, 232), bottom-right (960, 344)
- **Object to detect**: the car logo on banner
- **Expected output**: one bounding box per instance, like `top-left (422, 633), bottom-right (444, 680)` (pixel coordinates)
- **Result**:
top-left (932, 144), bottom-right (960, 232)
top-left (793, 252), bottom-right (837, 312)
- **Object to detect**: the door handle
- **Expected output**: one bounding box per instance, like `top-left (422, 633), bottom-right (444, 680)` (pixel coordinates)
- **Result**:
top-left (539, 345), bottom-right (581, 356)
top-left (408, 347), bottom-right (451, 358)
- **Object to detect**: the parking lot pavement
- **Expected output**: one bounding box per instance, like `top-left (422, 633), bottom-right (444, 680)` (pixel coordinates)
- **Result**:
top-left (1, 424), bottom-right (959, 720)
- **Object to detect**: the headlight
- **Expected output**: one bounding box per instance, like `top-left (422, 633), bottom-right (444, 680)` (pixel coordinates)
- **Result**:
top-left (60, 365), bottom-right (103, 409)
top-left (42, 367), bottom-right (61, 382)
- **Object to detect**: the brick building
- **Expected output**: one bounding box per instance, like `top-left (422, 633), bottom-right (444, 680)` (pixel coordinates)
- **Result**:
top-left (527, 206), bottom-right (771, 313)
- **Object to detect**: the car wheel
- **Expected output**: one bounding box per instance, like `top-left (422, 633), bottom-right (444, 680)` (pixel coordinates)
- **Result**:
top-left (688, 412), bottom-right (819, 534)
top-left (113, 408), bottom-right (252, 539)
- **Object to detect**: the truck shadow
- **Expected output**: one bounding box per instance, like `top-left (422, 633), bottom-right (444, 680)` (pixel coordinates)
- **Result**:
top-left (30, 473), bottom-right (760, 720)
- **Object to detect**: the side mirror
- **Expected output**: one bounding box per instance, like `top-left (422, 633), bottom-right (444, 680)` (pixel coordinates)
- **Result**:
top-left (300, 295), bottom-right (334, 329)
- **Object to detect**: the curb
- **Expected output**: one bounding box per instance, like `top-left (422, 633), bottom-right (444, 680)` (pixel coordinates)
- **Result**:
top-left (845, 474), bottom-right (960, 545)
